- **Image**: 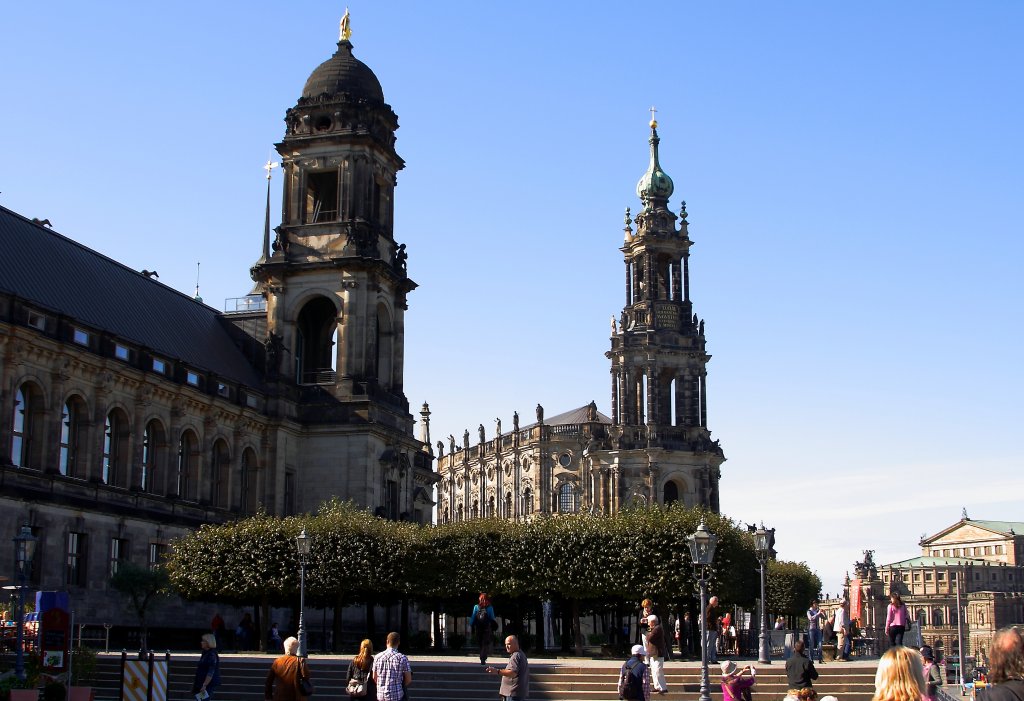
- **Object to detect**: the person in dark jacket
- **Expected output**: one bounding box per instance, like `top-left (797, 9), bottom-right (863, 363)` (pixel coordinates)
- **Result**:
top-left (785, 639), bottom-right (819, 690)
top-left (646, 614), bottom-right (670, 694)
top-left (345, 638), bottom-right (376, 700)
top-left (192, 634), bottom-right (221, 700)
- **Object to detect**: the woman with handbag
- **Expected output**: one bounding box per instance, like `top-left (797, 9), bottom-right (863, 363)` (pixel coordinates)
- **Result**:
top-left (265, 636), bottom-right (313, 701)
top-left (346, 639), bottom-right (375, 699)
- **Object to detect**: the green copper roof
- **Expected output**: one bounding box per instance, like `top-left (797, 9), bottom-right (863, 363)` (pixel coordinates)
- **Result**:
top-left (967, 520), bottom-right (1024, 535)
top-left (636, 123), bottom-right (674, 206)
top-left (881, 556), bottom-right (991, 568)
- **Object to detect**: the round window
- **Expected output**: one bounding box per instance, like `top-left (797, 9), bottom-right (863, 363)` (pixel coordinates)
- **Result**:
top-left (558, 453), bottom-right (571, 467)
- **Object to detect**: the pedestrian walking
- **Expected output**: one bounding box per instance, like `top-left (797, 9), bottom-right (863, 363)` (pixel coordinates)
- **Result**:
top-left (472, 592), bottom-right (498, 665)
top-left (885, 593), bottom-right (910, 647)
top-left (485, 635), bottom-right (529, 701)
top-left (191, 633), bottom-right (220, 700)
top-left (617, 644), bottom-right (650, 701)
top-left (346, 638), bottom-right (375, 699)
top-left (920, 645), bottom-right (943, 701)
top-left (645, 615), bottom-right (669, 694)
top-left (372, 631), bottom-right (412, 701)
top-left (265, 636), bottom-right (311, 701)
top-left (267, 622), bottom-right (283, 653)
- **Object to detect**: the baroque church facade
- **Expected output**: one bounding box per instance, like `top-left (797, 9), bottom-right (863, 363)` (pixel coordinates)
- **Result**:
top-left (0, 28), bottom-right (435, 628)
top-left (435, 121), bottom-right (726, 522)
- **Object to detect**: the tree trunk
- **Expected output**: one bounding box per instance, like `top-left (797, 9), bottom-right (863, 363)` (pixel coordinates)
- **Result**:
top-left (534, 599), bottom-right (545, 654)
top-left (572, 598), bottom-right (583, 656)
top-left (332, 593), bottom-right (345, 653)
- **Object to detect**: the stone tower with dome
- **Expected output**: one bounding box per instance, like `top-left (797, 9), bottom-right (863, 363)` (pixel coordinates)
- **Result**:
top-left (248, 27), bottom-right (436, 521)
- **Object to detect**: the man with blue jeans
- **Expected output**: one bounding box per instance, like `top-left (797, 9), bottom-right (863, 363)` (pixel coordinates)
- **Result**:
top-left (806, 601), bottom-right (825, 663)
top-left (485, 635), bottom-right (529, 701)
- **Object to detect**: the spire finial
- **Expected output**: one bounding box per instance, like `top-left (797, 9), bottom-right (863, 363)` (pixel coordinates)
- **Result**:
top-left (193, 261), bottom-right (203, 303)
top-left (340, 8), bottom-right (352, 41)
top-left (260, 159), bottom-right (279, 262)
top-left (649, 105), bottom-right (658, 129)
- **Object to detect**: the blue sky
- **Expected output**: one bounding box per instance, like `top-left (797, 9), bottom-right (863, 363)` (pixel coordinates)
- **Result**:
top-left (3, 1), bottom-right (1022, 596)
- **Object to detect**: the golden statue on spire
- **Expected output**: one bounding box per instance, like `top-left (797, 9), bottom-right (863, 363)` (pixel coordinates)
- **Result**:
top-left (340, 7), bottom-right (352, 41)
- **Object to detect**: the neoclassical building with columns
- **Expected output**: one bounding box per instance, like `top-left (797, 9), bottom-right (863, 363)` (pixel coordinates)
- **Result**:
top-left (436, 121), bottom-right (726, 522)
top-left (0, 27), bottom-right (435, 630)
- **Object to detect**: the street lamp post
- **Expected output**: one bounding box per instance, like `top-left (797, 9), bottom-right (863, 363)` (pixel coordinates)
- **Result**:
top-left (687, 520), bottom-right (718, 701)
top-left (754, 524), bottom-right (772, 665)
top-left (13, 525), bottom-right (38, 682)
top-left (295, 529), bottom-right (311, 658)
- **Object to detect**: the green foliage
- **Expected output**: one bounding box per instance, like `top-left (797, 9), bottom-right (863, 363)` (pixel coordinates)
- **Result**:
top-left (69, 647), bottom-right (97, 686)
top-left (110, 560), bottom-right (172, 652)
top-left (765, 560), bottom-right (822, 617)
top-left (166, 501), bottom-right (770, 615)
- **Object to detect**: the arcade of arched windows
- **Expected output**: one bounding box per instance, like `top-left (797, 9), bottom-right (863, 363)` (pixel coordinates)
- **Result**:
top-left (5, 379), bottom-right (266, 514)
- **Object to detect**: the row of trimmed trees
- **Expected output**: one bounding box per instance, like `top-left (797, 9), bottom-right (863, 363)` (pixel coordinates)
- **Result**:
top-left (165, 500), bottom-right (820, 653)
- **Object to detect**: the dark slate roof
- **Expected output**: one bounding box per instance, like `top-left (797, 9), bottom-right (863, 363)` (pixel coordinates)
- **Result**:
top-left (302, 41), bottom-right (384, 102)
top-left (520, 404), bottom-right (612, 431)
top-left (0, 206), bottom-right (263, 389)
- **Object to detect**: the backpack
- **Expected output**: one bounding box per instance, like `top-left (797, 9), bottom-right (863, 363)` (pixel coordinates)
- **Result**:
top-left (620, 658), bottom-right (644, 700)
top-left (475, 607), bottom-right (493, 630)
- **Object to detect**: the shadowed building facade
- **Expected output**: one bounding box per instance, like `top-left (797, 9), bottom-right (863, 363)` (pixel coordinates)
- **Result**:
top-left (436, 121), bottom-right (726, 521)
top-left (0, 27), bottom-right (434, 631)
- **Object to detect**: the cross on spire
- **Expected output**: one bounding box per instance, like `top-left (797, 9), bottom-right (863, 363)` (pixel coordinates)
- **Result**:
top-left (264, 159), bottom-right (279, 181)
top-left (649, 106), bottom-right (658, 128)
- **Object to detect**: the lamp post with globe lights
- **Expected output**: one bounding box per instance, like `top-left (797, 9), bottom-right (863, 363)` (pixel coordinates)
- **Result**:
top-left (687, 520), bottom-right (718, 701)
top-left (13, 525), bottom-right (38, 682)
top-left (754, 523), bottom-right (772, 665)
top-left (295, 529), bottom-right (311, 657)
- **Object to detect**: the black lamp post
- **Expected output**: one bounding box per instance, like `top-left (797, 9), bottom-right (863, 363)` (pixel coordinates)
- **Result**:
top-left (295, 529), bottom-right (311, 658)
top-left (687, 520), bottom-right (718, 701)
top-left (13, 524), bottom-right (38, 682)
top-left (754, 523), bottom-right (772, 665)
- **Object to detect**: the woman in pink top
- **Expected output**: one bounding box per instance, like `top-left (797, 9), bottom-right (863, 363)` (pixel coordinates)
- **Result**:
top-left (720, 660), bottom-right (756, 701)
top-left (885, 592), bottom-right (910, 647)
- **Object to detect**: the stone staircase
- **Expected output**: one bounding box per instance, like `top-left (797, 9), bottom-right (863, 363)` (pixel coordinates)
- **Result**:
top-left (91, 654), bottom-right (878, 701)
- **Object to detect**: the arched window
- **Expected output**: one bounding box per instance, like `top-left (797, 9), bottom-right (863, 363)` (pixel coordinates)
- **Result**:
top-left (60, 397), bottom-right (87, 478)
top-left (102, 409), bottom-right (130, 487)
top-left (375, 303), bottom-right (394, 387)
top-left (457, 503), bottom-right (464, 522)
top-left (486, 496), bottom-right (495, 518)
top-left (559, 483), bottom-right (578, 514)
top-left (211, 440), bottom-right (230, 508)
top-left (505, 492), bottom-right (513, 518)
top-left (240, 448), bottom-right (259, 514)
top-left (933, 609), bottom-right (944, 626)
top-left (176, 430), bottom-right (199, 500)
top-left (296, 296), bottom-right (338, 385)
top-left (522, 488), bottom-right (533, 516)
top-left (663, 481), bottom-right (680, 505)
top-left (471, 500), bottom-right (479, 520)
top-left (11, 384), bottom-right (43, 468)
top-left (141, 420), bottom-right (166, 494)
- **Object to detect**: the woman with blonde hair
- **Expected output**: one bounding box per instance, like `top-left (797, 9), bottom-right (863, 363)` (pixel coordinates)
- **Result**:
top-left (265, 636), bottom-right (312, 701)
top-left (346, 638), bottom-right (375, 699)
top-left (191, 633), bottom-right (220, 700)
top-left (872, 646), bottom-right (926, 701)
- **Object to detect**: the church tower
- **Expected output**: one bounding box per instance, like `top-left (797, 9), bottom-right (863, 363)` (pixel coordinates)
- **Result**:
top-left (606, 117), bottom-right (725, 511)
top-left (250, 17), bottom-right (434, 520)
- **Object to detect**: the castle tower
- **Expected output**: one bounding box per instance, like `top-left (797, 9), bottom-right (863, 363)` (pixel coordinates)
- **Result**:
top-left (250, 19), bottom-right (434, 520)
top-left (605, 118), bottom-right (725, 511)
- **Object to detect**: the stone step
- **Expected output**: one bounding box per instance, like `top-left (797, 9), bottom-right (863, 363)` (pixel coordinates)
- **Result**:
top-left (90, 654), bottom-right (878, 701)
